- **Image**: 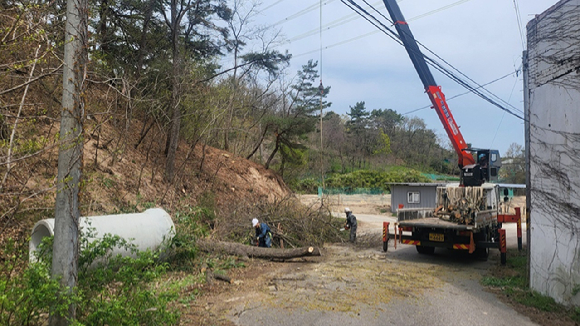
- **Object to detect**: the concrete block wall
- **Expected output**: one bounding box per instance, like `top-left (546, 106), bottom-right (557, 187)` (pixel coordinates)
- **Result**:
top-left (526, 0), bottom-right (580, 305)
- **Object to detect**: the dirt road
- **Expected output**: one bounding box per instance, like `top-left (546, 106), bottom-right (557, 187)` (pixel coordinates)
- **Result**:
top-left (226, 243), bottom-right (536, 326)
top-left (186, 195), bottom-right (534, 326)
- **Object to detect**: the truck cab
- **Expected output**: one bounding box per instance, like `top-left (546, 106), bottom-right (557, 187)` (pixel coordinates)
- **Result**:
top-left (462, 149), bottom-right (502, 186)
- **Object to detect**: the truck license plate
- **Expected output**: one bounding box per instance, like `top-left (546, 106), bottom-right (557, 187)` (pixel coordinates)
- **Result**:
top-left (429, 233), bottom-right (444, 242)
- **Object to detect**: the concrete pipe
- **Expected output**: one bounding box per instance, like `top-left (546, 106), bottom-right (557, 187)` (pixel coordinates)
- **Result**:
top-left (29, 208), bottom-right (175, 262)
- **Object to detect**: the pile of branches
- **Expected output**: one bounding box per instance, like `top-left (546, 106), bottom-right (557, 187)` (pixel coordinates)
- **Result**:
top-left (435, 187), bottom-right (486, 225)
top-left (210, 195), bottom-right (346, 248)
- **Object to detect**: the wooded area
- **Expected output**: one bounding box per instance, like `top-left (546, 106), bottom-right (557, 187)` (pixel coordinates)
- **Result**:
top-left (0, 1), bottom-right (527, 324)
top-left (0, 0), bottom-right (526, 227)
top-left (0, 0), bottom-right (462, 199)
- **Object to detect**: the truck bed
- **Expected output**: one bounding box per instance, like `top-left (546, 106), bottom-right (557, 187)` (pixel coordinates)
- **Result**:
top-left (397, 208), bottom-right (497, 231)
top-left (398, 217), bottom-right (474, 230)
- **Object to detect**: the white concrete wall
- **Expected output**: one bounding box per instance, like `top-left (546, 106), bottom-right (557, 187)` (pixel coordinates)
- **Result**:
top-left (526, 0), bottom-right (580, 305)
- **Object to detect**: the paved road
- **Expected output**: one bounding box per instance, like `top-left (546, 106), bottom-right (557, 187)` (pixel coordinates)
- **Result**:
top-left (233, 213), bottom-right (535, 326)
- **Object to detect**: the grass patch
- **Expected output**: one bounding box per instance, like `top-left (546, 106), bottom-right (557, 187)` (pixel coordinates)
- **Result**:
top-left (512, 290), bottom-right (559, 312)
top-left (483, 249), bottom-right (579, 324)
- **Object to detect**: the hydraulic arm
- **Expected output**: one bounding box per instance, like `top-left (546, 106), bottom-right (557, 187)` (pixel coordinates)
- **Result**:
top-left (382, 0), bottom-right (475, 168)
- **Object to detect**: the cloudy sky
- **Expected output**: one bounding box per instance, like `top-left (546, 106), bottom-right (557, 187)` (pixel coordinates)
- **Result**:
top-left (247, 0), bottom-right (557, 156)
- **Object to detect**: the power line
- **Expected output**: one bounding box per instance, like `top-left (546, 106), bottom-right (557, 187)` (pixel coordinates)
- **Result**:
top-left (291, 0), bottom-right (467, 56)
top-left (406, 0), bottom-right (473, 22)
top-left (289, 1), bottom-right (382, 42)
top-left (290, 0), bottom-right (473, 56)
top-left (341, 0), bottom-right (524, 121)
top-left (489, 68), bottom-right (522, 148)
top-left (293, 30), bottom-right (380, 58)
top-left (512, 0), bottom-right (526, 50)
top-left (259, 0), bottom-right (286, 13)
top-left (274, 0), bottom-right (524, 122)
top-left (401, 70), bottom-right (520, 116)
top-left (270, 0), bottom-right (337, 27)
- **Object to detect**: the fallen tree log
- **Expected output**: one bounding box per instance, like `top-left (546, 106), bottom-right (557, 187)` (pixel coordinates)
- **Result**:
top-left (197, 239), bottom-right (321, 260)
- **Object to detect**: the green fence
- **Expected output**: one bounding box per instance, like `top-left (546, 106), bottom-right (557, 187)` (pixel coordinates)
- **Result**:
top-left (319, 187), bottom-right (387, 196)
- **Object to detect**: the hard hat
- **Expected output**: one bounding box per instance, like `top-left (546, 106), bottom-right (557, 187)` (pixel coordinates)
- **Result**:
top-left (344, 207), bottom-right (351, 213)
top-left (252, 218), bottom-right (259, 227)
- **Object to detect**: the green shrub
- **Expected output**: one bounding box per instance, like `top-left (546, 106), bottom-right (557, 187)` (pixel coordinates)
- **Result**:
top-left (0, 238), bottom-right (65, 326)
top-left (1, 229), bottom-right (180, 326)
top-left (290, 177), bottom-right (319, 193)
top-left (323, 168), bottom-right (431, 192)
top-left (169, 206), bottom-right (211, 270)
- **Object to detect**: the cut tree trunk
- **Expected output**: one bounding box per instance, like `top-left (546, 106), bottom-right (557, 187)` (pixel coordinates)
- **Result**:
top-left (197, 239), bottom-right (321, 260)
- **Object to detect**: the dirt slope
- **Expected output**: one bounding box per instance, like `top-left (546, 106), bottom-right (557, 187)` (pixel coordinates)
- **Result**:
top-left (79, 118), bottom-right (291, 216)
top-left (1, 117), bottom-right (292, 242)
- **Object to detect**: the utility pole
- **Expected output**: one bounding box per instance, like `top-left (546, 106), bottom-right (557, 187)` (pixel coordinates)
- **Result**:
top-left (319, 81), bottom-right (325, 191)
top-left (319, 0), bottom-right (325, 202)
top-left (523, 50), bottom-right (531, 287)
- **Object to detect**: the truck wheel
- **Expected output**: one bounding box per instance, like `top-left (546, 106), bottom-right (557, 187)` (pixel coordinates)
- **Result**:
top-left (475, 246), bottom-right (489, 261)
top-left (475, 230), bottom-right (490, 261)
top-left (416, 246), bottom-right (435, 255)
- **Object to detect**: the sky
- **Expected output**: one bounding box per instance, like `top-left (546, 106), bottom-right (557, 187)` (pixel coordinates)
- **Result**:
top-left (244, 0), bottom-right (558, 156)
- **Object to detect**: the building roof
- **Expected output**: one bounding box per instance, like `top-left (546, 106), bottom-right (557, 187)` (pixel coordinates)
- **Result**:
top-left (387, 182), bottom-right (447, 187)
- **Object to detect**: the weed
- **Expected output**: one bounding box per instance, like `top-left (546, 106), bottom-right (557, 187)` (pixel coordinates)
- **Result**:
top-left (169, 206), bottom-right (210, 270)
top-left (101, 176), bottom-right (115, 188)
top-left (572, 284), bottom-right (580, 296)
top-left (514, 291), bottom-right (559, 312)
top-left (482, 249), bottom-right (577, 323)
top-left (572, 307), bottom-right (580, 323)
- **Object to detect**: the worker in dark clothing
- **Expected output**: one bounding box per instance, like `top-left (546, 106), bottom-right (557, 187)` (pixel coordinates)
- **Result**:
top-left (478, 153), bottom-right (488, 169)
top-left (344, 207), bottom-right (357, 243)
top-left (252, 218), bottom-right (272, 248)
top-left (478, 153), bottom-right (489, 181)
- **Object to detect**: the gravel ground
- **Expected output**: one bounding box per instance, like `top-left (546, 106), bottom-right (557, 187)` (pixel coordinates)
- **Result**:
top-left (182, 195), bottom-right (537, 326)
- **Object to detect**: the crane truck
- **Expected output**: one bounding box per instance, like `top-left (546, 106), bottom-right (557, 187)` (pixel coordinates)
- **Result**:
top-left (380, 0), bottom-right (520, 262)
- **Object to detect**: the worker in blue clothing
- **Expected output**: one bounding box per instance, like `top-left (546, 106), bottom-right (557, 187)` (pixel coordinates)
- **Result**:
top-left (344, 207), bottom-right (357, 243)
top-left (252, 218), bottom-right (272, 248)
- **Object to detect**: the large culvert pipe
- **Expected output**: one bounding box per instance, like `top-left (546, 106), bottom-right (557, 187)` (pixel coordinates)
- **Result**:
top-left (29, 208), bottom-right (175, 262)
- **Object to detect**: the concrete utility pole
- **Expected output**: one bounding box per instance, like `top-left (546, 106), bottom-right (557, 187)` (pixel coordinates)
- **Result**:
top-left (319, 81), bottom-right (324, 191)
top-left (523, 50), bottom-right (531, 287)
top-left (50, 0), bottom-right (87, 324)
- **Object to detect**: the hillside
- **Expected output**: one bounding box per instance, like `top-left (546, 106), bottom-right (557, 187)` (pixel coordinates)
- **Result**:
top-left (1, 116), bottom-right (292, 242)
top-left (83, 117), bottom-right (291, 212)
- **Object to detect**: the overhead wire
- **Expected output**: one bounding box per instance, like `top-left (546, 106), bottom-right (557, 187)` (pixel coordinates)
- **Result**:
top-left (488, 0), bottom-right (527, 148)
top-left (291, 0), bottom-right (471, 56)
top-left (293, 0), bottom-right (469, 43)
top-left (512, 0), bottom-right (527, 50)
top-left (401, 70), bottom-right (520, 116)
top-left (272, 0), bottom-right (524, 122)
top-left (341, 0), bottom-right (524, 121)
top-left (259, 0), bottom-right (286, 13)
top-left (490, 66), bottom-right (522, 148)
top-left (293, 30), bottom-right (380, 58)
top-left (289, 1), bottom-right (382, 42)
top-left (405, 0), bottom-right (472, 22)
top-left (270, 0), bottom-right (337, 27)
top-left (291, 0), bottom-right (455, 56)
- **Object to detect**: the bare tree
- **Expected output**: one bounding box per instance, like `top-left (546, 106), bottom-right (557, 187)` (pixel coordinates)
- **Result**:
top-left (49, 0), bottom-right (88, 324)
